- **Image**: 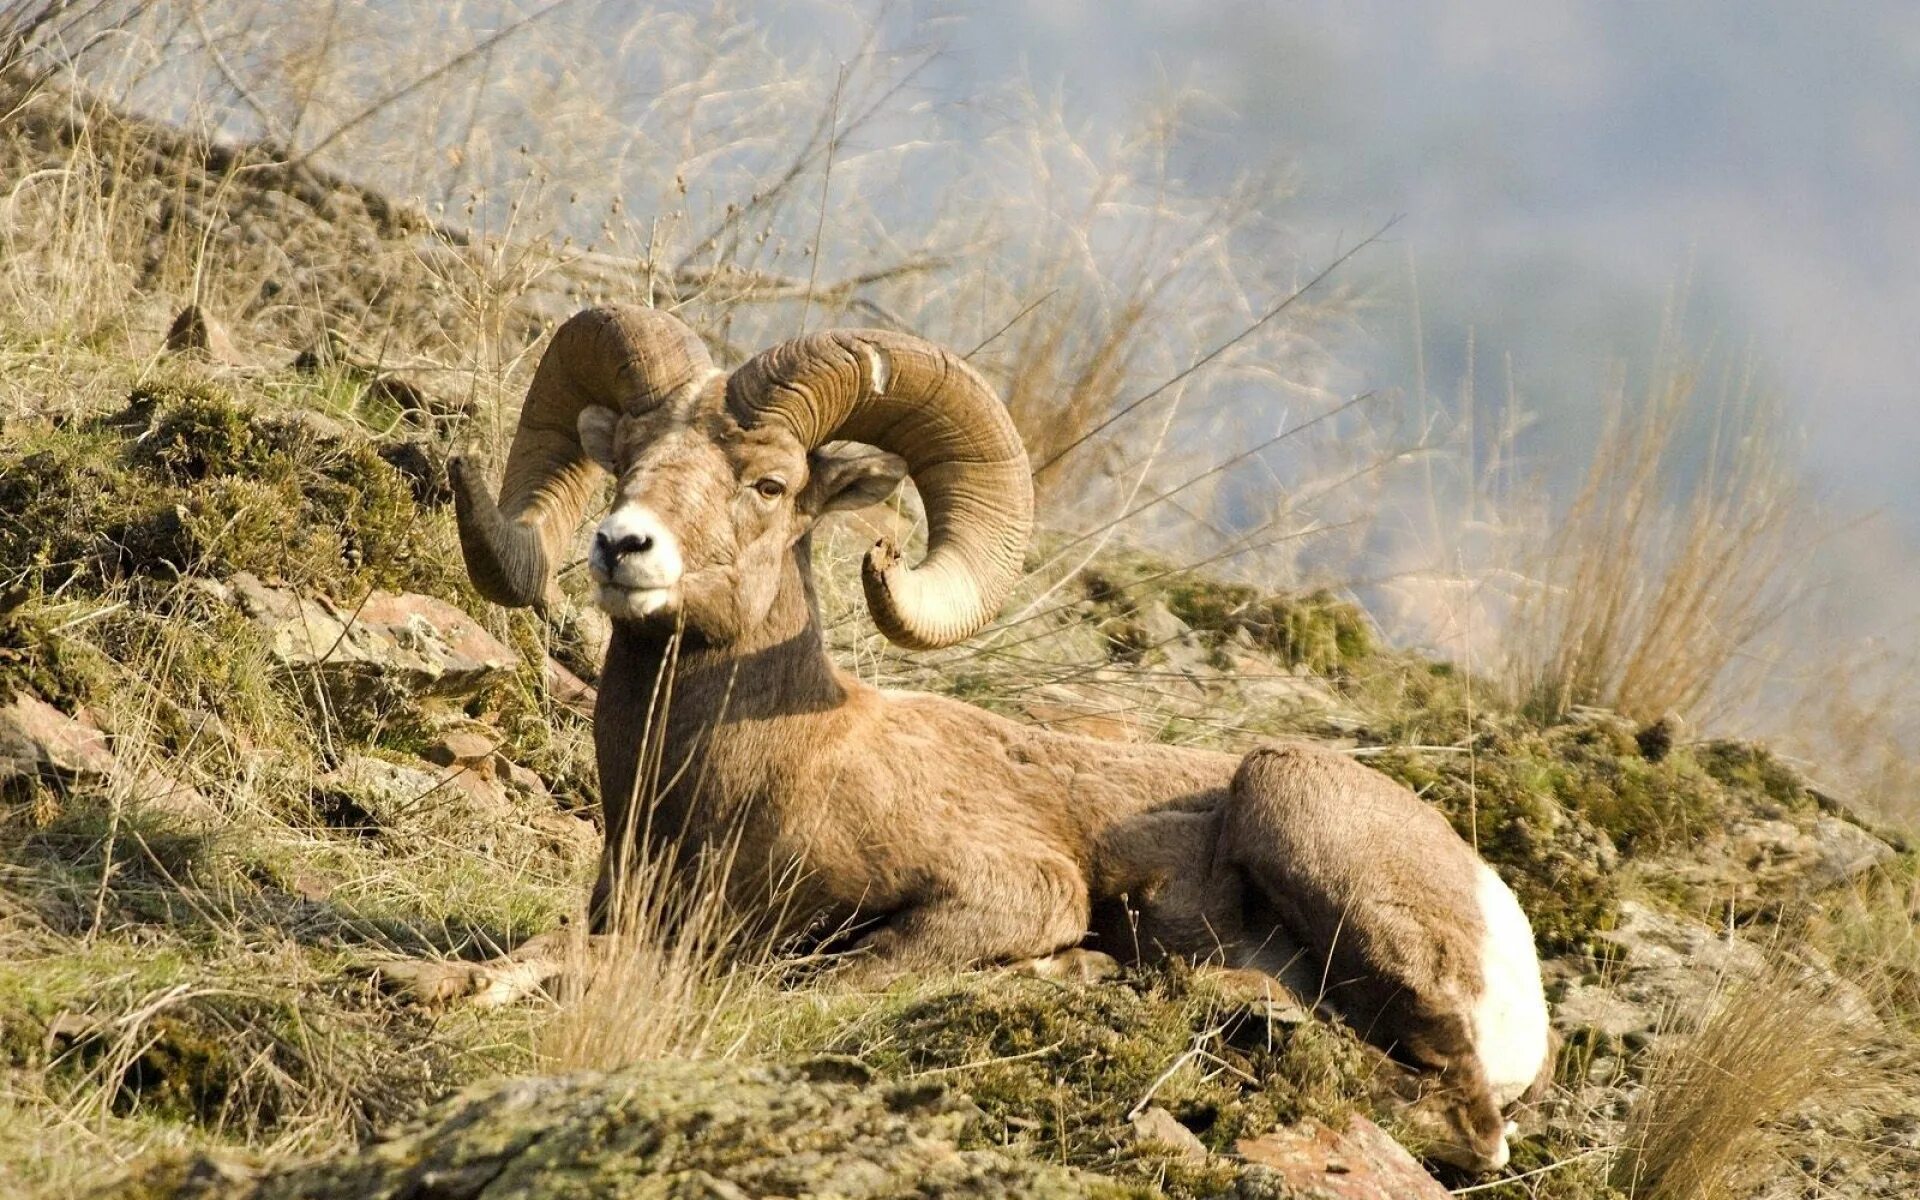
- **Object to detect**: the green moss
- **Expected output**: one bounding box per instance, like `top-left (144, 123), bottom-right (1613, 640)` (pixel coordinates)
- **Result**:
top-left (1453, 1127), bottom-right (1626, 1200)
top-left (1161, 581), bottom-right (1373, 674)
top-left (1548, 726), bottom-right (1727, 855)
top-left (843, 971), bottom-right (1372, 1192)
top-left (0, 382), bottom-right (435, 600)
top-left (0, 426), bottom-right (173, 590)
top-left (1694, 740), bottom-right (1812, 815)
top-left (0, 606), bottom-right (114, 711)
top-left (132, 389), bottom-right (261, 482)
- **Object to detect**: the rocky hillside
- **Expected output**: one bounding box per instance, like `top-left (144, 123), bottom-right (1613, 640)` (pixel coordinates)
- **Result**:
top-left (3, 73), bottom-right (1918, 1200)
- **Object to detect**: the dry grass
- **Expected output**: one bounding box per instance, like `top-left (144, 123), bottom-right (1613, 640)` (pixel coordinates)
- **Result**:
top-left (1502, 330), bottom-right (1807, 726)
top-left (1610, 951), bottom-right (1876, 1200)
top-left (532, 847), bottom-right (765, 1072)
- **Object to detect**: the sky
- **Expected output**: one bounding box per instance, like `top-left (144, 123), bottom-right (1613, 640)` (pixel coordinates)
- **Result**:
top-left (917, 0), bottom-right (1920, 545)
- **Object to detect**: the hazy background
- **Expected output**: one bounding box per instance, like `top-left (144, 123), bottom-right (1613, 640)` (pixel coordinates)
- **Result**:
top-left (921, 0), bottom-right (1920, 540)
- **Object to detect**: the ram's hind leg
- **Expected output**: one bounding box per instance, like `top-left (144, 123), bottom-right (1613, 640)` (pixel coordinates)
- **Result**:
top-left (1089, 808), bottom-right (1250, 966)
top-left (837, 851), bottom-right (1090, 987)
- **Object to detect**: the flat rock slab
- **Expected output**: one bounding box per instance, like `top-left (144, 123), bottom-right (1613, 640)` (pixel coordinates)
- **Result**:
top-left (1235, 1115), bottom-right (1449, 1199)
top-left (217, 573), bottom-right (518, 703)
top-left (111, 1060), bottom-right (1139, 1199)
top-left (0, 692), bottom-right (213, 820)
top-left (0, 692), bottom-right (116, 782)
top-left (1653, 815), bottom-right (1897, 908)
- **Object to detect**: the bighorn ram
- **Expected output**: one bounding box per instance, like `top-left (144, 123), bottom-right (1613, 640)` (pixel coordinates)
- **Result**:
top-left (430, 305), bottom-right (1549, 1170)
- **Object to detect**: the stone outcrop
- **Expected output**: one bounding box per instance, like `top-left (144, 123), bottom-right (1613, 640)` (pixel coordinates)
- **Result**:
top-left (117, 1060), bottom-right (1141, 1200)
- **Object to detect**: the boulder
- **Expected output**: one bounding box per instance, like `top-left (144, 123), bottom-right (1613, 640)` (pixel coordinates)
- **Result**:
top-left (163, 305), bottom-right (241, 364)
top-left (109, 1060), bottom-right (1136, 1199)
top-left (1128, 1105), bottom-right (1209, 1160)
top-left (0, 692), bottom-right (216, 823)
top-left (422, 729), bottom-right (498, 771)
top-left (1650, 815), bottom-right (1899, 913)
top-left (1553, 900), bottom-right (1880, 1055)
top-left (216, 573), bottom-right (517, 707)
top-left (314, 754), bottom-right (593, 860)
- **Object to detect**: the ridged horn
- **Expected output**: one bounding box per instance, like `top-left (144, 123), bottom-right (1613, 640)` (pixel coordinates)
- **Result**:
top-left (727, 330), bottom-right (1033, 650)
top-left (451, 306), bottom-right (713, 610)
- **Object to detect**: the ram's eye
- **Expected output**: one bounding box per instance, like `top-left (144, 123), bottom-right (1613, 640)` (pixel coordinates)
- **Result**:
top-left (752, 478), bottom-right (787, 500)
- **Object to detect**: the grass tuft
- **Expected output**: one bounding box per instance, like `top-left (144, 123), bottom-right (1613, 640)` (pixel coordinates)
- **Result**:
top-left (1610, 951), bottom-right (1876, 1200)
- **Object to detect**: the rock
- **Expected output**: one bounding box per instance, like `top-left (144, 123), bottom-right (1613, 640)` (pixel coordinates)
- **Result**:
top-left (375, 438), bottom-right (452, 507)
top-left (1235, 1115), bottom-right (1450, 1199)
top-left (1553, 900), bottom-right (1770, 1046)
top-left (1650, 815), bottom-right (1898, 911)
top-left (422, 730), bottom-right (497, 770)
top-left (0, 692), bottom-right (116, 784)
top-left (316, 753), bottom-right (595, 863)
top-left (1018, 948), bottom-right (1123, 983)
top-left (163, 305), bottom-right (240, 363)
top-left (1554, 899), bottom-right (1881, 1057)
top-left (1024, 685), bottom-right (1145, 742)
top-left (497, 757), bottom-right (550, 800)
top-left (1134, 599), bottom-right (1191, 647)
top-left (0, 693), bottom-right (215, 823)
top-left (1201, 967), bottom-right (1316, 1027)
top-left (1807, 816), bottom-right (1897, 889)
top-left (1129, 1105), bottom-right (1208, 1160)
top-left (544, 656), bottom-right (597, 719)
top-left (222, 573), bottom-right (517, 707)
top-left (1219, 653), bottom-right (1356, 725)
top-left (318, 754), bottom-right (512, 825)
top-left (110, 1060), bottom-right (1133, 1199)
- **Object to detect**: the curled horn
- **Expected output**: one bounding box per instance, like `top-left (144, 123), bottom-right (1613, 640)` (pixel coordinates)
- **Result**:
top-left (727, 330), bottom-right (1033, 650)
top-left (450, 306), bottom-right (714, 609)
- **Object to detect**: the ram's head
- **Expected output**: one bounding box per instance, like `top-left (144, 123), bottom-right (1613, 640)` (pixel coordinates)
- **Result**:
top-left (449, 307), bottom-right (1033, 649)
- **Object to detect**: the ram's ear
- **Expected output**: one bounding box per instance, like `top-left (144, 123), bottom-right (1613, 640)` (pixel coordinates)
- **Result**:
top-left (577, 408), bottom-right (621, 473)
top-left (801, 444), bottom-right (908, 516)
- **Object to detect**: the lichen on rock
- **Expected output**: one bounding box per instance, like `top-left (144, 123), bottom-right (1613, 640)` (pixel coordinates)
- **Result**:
top-left (112, 1060), bottom-right (1150, 1200)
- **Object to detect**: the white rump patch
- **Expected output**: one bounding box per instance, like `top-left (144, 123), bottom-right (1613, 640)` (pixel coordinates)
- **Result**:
top-left (1470, 861), bottom-right (1551, 1107)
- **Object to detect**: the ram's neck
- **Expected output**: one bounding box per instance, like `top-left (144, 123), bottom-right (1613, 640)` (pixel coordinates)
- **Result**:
top-left (592, 537), bottom-right (845, 844)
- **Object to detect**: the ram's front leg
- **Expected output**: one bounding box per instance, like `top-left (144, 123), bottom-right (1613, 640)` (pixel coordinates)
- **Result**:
top-left (373, 930), bottom-right (577, 1008)
top-left (835, 852), bottom-right (1092, 987)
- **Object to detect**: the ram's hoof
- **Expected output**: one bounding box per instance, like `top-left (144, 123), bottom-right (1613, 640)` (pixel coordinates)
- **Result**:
top-left (1018, 948), bottom-right (1122, 983)
top-left (371, 959), bottom-right (487, 1006)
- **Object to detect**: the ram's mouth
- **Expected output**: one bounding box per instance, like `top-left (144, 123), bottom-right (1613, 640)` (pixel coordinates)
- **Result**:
top-left (595, 583), bottom-right (677, 621)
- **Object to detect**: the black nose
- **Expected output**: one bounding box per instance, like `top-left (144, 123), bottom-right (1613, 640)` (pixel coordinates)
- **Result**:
top-left (596, 530), bottom-right (654, 560)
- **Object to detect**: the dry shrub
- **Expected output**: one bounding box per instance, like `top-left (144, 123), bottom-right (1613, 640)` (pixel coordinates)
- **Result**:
top-left (1772, 611), bottom-right (1920, 831)
top-left (532, 841), bottom-right (767, 1072)
top-left (1610, 954), bottom-right (1873, 1200)
top-left (1504, 335), bottom-right (1807, 726)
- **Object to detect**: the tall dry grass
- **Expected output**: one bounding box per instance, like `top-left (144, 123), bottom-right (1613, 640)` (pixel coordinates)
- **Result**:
top-left (1501, 334), bottom-right (1808, 726)
top-left (532, 842), bottom-right (764, 1071)
top-left (1611, 951), bottom-right (1880, 1200)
